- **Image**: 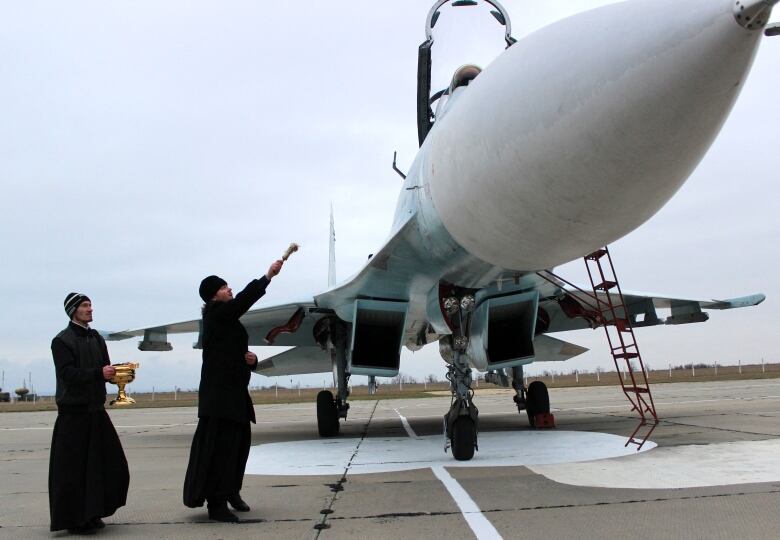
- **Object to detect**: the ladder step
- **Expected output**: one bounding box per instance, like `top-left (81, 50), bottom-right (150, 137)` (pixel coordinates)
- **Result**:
top-left (594, 281), bottom-right (617, 291)
top-left (615, 318), bottom-right (631, 332)
top-left (607, 318), bottom-right (633, 332)
top-left (597, 303), bottom-right (625, 312)
top-left (585, 249), bottom-right (608, 260)
top-left (614, 352), bottom-right (639, 359)
top-left (623, 386), bottom-right (650, 394)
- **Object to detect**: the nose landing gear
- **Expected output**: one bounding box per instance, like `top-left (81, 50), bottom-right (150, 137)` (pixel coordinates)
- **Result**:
top-left (444, 350), bottom-right (479, 461)
top-left (438, 283), bottom-right (481, 461)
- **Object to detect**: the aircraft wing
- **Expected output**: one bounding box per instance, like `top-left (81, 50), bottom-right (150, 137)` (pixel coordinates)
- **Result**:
top-left (543, 287), bottom-right (766, 333)
top-left (106, 300), bottom-right (329, 350)
top-left (253, 346), bottom-right (332, 376)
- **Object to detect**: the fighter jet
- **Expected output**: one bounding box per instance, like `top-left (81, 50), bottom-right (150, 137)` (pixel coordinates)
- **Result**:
top-left (109, 0), bottom-right (773, 460)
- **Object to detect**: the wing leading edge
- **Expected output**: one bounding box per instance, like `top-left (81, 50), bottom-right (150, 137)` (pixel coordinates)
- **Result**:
top-left (106, 300), bottom-right (325, 350)
top-left (542, 287), bottom-right (766, 334)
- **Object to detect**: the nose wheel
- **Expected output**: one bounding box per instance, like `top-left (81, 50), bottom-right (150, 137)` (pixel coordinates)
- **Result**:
top-left (449, 415), bottom-right (477, 461)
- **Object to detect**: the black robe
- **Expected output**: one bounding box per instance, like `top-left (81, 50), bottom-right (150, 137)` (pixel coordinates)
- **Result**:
top-left (183, 277), bottom-right (268, 508)
top-left (49, 322), bottom-right (129, 531)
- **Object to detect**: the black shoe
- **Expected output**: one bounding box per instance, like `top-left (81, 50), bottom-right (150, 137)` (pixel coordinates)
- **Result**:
top-left (89, 518), bottom-right (106, 529)
top-left (207, 505), bottom-right (239, 523)
top-left (66, 523), bottom-right (97, 535)
top-left (227, 493), bottom-right (250, 512)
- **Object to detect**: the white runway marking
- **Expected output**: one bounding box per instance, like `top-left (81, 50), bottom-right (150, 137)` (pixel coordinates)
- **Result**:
top-left (528, 438), bottom-right (780, 489)
top-left (393, 408), bottom-right (418, 438)
top-left (393, 407), bottom-right (497, 537)
top-left (432, 466), bottom-right (503, 540)
top-left (245, 430), bottom-right (655, 475)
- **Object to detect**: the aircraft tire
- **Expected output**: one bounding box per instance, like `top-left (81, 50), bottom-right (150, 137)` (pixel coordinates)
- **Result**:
top-left (316, 390), bottom-right (339, 437)
top-left (526, 381), bottom-right (550, 428)
top-left (451, 417), bottom-right (476, 461)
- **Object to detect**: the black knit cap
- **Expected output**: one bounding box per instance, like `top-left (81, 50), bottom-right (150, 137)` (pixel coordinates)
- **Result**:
top-left (64, 292), bottom-right (91, 318)
top-left (199, 275), bottom-right (227, 303)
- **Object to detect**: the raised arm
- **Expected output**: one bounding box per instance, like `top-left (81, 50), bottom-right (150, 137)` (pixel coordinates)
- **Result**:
top-left (211, 260), bottom-right (283, 321)
top-left (213, 277), bottom-right (270, 321)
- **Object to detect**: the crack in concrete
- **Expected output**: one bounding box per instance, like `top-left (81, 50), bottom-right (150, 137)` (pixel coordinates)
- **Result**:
top-left (3, 473), bottom-right (778, 531)
top-left (313, 400), bottom-right (379, 538)
top-left (10, 488), bottom-right (777, 530)
top-left (321, 487), bottom-right (780, 523)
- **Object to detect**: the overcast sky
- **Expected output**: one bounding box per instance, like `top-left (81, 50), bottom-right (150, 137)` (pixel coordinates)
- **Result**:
top-left (1, 0), bottom-right (778, 395)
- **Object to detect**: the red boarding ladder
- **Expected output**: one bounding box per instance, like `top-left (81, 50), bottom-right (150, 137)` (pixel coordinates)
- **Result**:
top-left (537, 246), bottom-right (659, 449)
top-left (584, 247), bottom-right (658, 449)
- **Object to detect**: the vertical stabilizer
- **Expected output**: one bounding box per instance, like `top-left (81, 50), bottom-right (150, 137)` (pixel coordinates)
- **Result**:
top-left (328, 203), bottom-right (337, 287)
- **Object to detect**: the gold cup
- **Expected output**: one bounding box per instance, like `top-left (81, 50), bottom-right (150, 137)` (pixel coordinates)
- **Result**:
top-left (109, 362), bottom-right (140, 406)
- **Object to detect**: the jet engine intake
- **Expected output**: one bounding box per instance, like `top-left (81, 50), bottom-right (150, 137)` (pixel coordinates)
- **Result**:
top-left (467, 290), bottom-right (539, 370)
top-left (348, 299), bottom-right (409, 377)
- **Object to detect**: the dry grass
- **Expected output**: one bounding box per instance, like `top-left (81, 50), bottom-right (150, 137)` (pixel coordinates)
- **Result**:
top-left (2, 363), bottom-right (777, 413)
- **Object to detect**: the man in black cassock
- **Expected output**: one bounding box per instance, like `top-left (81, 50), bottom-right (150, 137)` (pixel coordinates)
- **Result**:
top-left (183, 259), bottom-right (283, 522)
top-left (49, 293), bottom-right (129, 533)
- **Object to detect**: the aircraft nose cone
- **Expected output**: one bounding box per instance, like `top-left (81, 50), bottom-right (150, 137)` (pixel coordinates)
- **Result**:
top-left (426, 0), bottom-right (767, 271)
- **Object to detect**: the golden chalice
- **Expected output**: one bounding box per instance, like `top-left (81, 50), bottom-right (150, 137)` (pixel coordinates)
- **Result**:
top-left (109, 362), bottom-right (140, 406)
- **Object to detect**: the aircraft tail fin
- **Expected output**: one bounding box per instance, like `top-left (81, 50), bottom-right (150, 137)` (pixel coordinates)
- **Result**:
top-left (328, 203), bottom-right (337, 288)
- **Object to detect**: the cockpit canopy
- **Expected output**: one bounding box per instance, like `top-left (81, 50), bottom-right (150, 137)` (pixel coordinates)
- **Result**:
top-left (434, 64), bottom-right (484, 120)
top-left (417, 0), bottom-right (515, 146)
top-left (449, 64), bottom-right (482, 94)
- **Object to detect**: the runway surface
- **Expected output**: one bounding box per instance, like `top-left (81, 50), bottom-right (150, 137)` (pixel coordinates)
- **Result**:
top-left (1, 379), bottom-right (779, 539)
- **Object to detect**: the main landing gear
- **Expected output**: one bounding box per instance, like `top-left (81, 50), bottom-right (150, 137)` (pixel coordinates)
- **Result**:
top-left (316, 389), bottom-right (340, 437)
top-left (525, 380), bottom-right (551, 427)
top-left (497, 365), bottom-right (554, 428)
top-left (316, 320), bottom-right (350, 437)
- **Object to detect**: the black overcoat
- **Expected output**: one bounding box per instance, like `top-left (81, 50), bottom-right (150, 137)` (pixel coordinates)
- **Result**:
top-left (49, 322), bottom-right (129, 531)
top-left (197, 276), bottom-right (269, 424)
top-left (51, 322), bottom-right (110, 408)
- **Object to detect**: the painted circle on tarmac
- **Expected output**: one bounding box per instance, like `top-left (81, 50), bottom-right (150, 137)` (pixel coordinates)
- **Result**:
top-left (246, 430), bottom-right (655, 476)
top-left (246, 431), bottom-right (780, 489)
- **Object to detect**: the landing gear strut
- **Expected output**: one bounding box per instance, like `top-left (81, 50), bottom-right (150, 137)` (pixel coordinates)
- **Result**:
top-left (511, 365), bottom-right (526, 413)
top-left (444, 349), bottom-right (479, 460)
top-left (316, 321), bottom-right (350, 437)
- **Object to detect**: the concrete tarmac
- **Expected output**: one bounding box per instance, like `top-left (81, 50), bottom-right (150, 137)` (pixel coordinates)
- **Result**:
top-left (1, 379), bottom-right (779, 539)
